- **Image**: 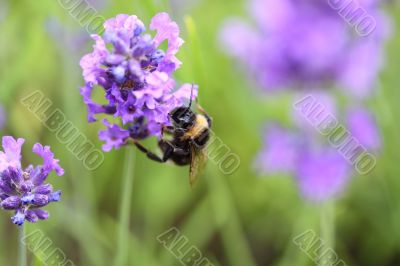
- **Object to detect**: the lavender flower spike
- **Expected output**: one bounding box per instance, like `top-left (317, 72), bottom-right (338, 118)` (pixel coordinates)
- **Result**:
top-left (0, 136), bottom-right (64, 226)
top-left (80, 13), bottom-right (196, 152)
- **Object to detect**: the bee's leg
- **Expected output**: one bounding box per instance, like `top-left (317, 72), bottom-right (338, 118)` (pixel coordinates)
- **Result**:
top-left (175, 128), bottom-right (186, 138)
top-left (162, 126), bottom-right (186, 138)
top-left (133, 141), bottom-right (172, 163)
top-left (159, 140), bottom-right (190, 156)
top-left (195, 99), bottom-right (207, 114)
top-left (162, 126), bottom-right (175, 136)
top-left (163, 126), bottom-right (185, 138)
top-left (174, 148), bottom-right (190, 156)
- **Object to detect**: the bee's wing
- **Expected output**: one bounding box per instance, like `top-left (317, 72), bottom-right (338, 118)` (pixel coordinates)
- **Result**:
top-left (189, 144), bottom-right (208, 187)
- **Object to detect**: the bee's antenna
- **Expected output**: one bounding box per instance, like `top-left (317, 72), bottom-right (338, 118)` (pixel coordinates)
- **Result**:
top-left (186, 83), bottom-right (194, 110)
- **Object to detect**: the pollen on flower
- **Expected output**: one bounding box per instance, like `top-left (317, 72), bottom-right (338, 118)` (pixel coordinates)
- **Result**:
top-left (22, 171), bottom-right (29, 180)
top-left (122, 80), bottom-right (136, 90)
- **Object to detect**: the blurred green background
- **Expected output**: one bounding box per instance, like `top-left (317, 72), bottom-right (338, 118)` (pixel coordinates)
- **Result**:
top-left (1, 0), bottom-right (400, 265)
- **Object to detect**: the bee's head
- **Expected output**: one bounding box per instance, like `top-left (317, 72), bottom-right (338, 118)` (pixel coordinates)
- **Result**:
top-left (169, 107), bottom-right (196, 129)
top-left (169, 83), bottom-right (196, 129)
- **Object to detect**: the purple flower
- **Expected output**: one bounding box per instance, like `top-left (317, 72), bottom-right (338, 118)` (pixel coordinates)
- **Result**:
top-left (33, 143), bottom-right (64, 176)
top-left (296, 147), bottom-right (351, 202)
top-left (292, 91), bottom-right (338, 134)
top-left (0, 137), bottom-right (24, 172)
top-left (255, 125), bottom-right (351, 202)
top-left (220, 0), bottom-right (390, 98)
top-left (254, 125), bottom-right (299, 174)
top-left (292, 92), bottom-right (381, 153)
top-left (150, 13), bottom-right (184, 72)
top-left (80, 13), bottom-right (196, 151)
top-left (46, 17), bottom-right (92, 56)
top-left (346, 107), bottom-right (381, 150)
top-left (98, 119), bottom-right (130, 152)
top-left (0, 136), bottom-right (64, 226)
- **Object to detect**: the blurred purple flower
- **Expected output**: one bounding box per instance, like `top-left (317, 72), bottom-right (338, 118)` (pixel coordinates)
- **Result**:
top-left (0, 137), bottom-right (64, 226)
top-left (347, 107), bottom-right (381, 150)
top-left (254, 124), bottom-right (351, 202)
top-left (80, 13), bottom-right (196, 151)
top-left (292, 91), bottom-right (338, 134)
top-left (296, 147), bottom-right (351, 202)
top-left (46, 17), bottom-right (91, 56)
top-left (254, 125), bottom-right (299, 174)
top-left (220, 0), bottom-right (390, 98)
top-left (293, 93), bottom-right (381, 151)
top-left (259, 103), bottom-right (380, 202)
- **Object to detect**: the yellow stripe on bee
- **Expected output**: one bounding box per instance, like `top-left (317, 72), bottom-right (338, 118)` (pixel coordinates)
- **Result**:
top-left (183, 115), bottom-right (209, 140)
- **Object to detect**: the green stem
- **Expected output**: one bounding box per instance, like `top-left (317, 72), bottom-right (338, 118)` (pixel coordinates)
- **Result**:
top-left (18, 224), bottom-right (27, 266)
top-left (319, 201), bottom-right (335, 265)
top-left (206, 168), bottom-right (257, 266)
top-left (114, 149), bottom-right (136, 266)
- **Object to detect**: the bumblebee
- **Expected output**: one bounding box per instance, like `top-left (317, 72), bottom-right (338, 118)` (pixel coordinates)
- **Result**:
top-left (133, 90), bottom-right (212, 186)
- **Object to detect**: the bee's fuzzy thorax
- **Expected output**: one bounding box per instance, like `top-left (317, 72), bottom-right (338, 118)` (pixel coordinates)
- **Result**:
top-left (183, 114), bottom-right (209, 140)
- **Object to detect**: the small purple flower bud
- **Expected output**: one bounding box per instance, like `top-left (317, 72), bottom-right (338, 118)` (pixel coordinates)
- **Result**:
top-left (128, 60), bottom-right (142, 78)
top-left (1, 196), bottom-right (21, 210)
top-left (21, 194), bottom-right (34, 205)
top-left (134, 24), bottom-right (145, 36)
top-left (0, 180), bottom-right (13, 194)
top-left (151, 50), bottom-right (165, 64)
top-left (31, 194), bottom-right (49, 207)
top-left (110, 36), bottom-right (130, 54)
top-left (34, 209), bottom-right (49, 220)
top-left (34, 184), bottom-right (53, 195)
top-left (11, 210), bottom-right (25, 226)
top-left (128, 117), bottom-right (150, 139)
top-left (2, 167), bottom-right (22, 188)
top-left (20, 181), bottom-right (34, 193)
top-left (104, 105), bottom-right (117, 115)
top-left (48, 191), bottom-right (61, 202)
top-left (30, 167), bottom-right (47, 186)
top-left (105, 54), bottom-right (125, 65)
top-left (112, 66), bottom-right (126, 83)
top-left (25, 210), bottom-right (38, 223)
top-left (8, 167), bottom-right (22, 184)
top-left (103, 32), bottom-right (117, 43)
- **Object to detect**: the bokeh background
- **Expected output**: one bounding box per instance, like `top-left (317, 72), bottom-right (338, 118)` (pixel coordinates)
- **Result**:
top-left (1, 0), bottom-right (400, 265)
